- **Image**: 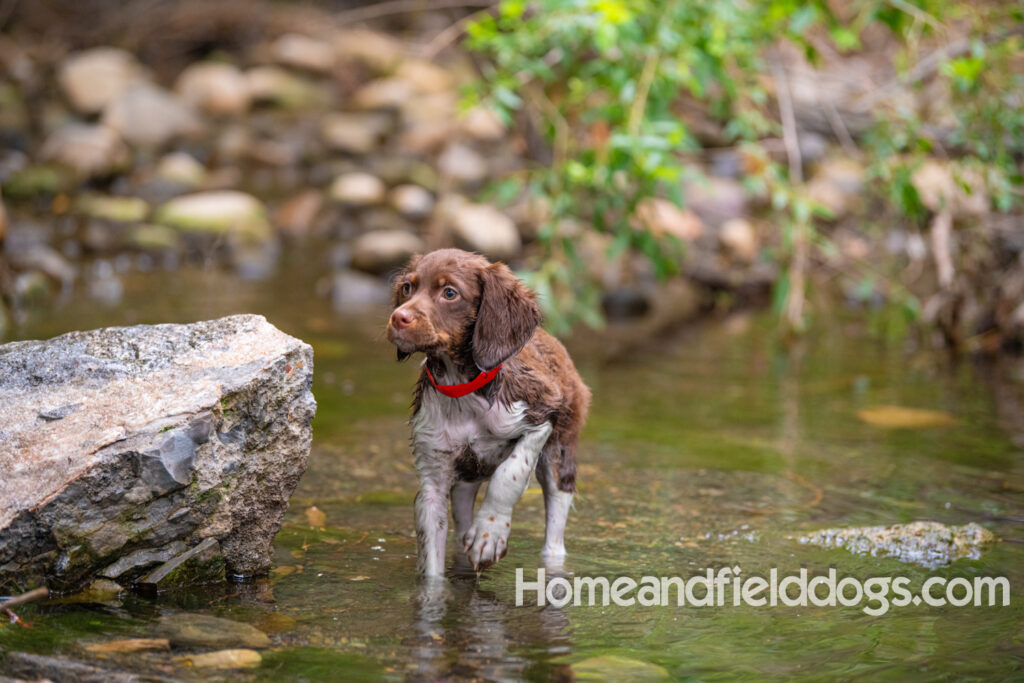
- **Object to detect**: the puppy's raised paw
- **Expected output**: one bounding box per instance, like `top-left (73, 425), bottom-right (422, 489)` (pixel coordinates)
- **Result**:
top-left (462, 513), bottom-right (511, 570)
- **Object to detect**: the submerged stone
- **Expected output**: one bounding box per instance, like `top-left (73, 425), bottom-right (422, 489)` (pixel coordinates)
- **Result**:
top-left (792, 521), bottom-right (995, 568)
top-left (0, 314), bottom-right (316, 592)
top-left (183, 648), bottom-right (263, 669)
top-left (157, 613), bottom-right (271, 649)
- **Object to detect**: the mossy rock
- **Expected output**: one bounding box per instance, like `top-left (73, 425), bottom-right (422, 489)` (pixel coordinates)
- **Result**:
top-left (76, 195), bottom-right (149, 223)
top-left (154, 191), bottom-right (272, 243)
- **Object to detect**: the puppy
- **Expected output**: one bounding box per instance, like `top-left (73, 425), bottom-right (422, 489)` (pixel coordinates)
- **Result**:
top-left (386, 249), bottom-right (590, 576)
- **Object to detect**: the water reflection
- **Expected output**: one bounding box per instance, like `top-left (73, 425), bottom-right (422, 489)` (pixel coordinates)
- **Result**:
top-left (410, 566), bottom-right (573, 681)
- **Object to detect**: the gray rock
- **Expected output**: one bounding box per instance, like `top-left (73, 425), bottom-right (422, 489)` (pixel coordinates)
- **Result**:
top-left (792, 521), bottom-right (995, 569)
top-left (156, 613), bottom-right (270, 649)
top-left (102, 85), bottom-right (202, 148)
top-left (137, 537), bottom-right (222, 590)
top-left (0, 314), bottom-right (316, 591)
top-left (58, 48), bottom-right (147, 115)
top-left (41, 123), bottom-right (130, 178)
top-left (101, 541), bottom-right (187, 580)
top-left (350, 230), bottom-right (425, 275)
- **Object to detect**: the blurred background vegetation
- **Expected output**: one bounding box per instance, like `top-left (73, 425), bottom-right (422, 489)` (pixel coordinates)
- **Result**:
top-left (0, 0), bottom-right (1021, 353)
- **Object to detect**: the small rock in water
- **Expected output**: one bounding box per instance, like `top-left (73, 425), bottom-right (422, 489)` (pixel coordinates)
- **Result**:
top-left (58, 47), bottom-right (147, 114)
top-left (351, 230), bottom-right (426, 275)
top-left (388, 184), bottom-right (434, 219)
top-left (856, 405), bottom-right (956, 428)
top-left (41, 123), bottom-right (130, 178)
top-left (793, 521), bottom-right (995, 568)
top-left (272, 33), bottom-right (336, 73)
top-left (447, 201), bottom-right (521, 260)
top-left (102, 84), bottom-right (203, 148)
top-left (184, 648), bottom-right (263, 669)
top-left (437, 142), bottom-right (488, 185)
top-left (329, 172), bottom-right (386, 206)
top-left (573, 655), bottom-right (670, 681)
top-left (84, 638), bottom-right (170, 654)
top-left (175, 61), bottom-right (251, 116)
top-left (157, 613), bottom-right (270, 649)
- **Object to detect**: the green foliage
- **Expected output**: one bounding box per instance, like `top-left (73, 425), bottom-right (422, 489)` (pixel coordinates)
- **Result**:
top-left (466, 0), bottom-right (1023, 335)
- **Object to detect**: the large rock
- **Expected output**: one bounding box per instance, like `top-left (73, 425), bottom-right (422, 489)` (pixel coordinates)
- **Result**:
top-left (0, 315), bottom-right (316, 591)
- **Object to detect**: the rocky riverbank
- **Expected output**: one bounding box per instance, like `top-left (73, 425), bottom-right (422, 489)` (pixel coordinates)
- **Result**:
top-left (0, 1), bottom-right (1021, 349)
top-left (0, 314), bottom-right (315, 593)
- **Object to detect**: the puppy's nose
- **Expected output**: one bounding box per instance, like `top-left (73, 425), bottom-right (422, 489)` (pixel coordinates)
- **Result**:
top-left (390, 308), bottom-right (415, 330)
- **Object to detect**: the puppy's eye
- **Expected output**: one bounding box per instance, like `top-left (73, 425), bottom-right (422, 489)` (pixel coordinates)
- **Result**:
top-left (442, 287), bottom-right (458, 301)
top-left (401, 282), bottom-right (412, 296)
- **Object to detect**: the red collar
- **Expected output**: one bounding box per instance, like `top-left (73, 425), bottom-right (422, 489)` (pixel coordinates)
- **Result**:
top-left (425, 363), bottom-right (502, 398)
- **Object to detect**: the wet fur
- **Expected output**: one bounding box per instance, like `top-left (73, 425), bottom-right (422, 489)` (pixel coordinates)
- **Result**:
top-left (387, 249), bottom-right (590, 574)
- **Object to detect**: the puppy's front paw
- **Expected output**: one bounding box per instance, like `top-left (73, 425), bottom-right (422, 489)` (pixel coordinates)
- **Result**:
top-left (462, 512), bottom-right (511, 570)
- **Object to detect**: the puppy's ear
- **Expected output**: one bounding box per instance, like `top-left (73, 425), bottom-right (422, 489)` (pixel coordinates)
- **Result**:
top-left (472, 262), bottom-right (542, 371)
top-left (390, 254), bottom-right (422, 309)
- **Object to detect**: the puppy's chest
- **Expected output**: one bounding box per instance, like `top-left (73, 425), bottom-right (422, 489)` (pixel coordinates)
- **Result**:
top-left (412, 392), bottom-right (530, 470)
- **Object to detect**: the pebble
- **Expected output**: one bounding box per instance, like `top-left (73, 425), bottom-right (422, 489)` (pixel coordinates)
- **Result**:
top-left (328, 172), bottom-right (386, 206)
top-left (175, 62), bottom-right (251, 116)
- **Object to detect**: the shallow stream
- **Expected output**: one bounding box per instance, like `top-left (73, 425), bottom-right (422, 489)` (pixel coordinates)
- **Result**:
top-left (2, 249), bottom-right (1023, 680)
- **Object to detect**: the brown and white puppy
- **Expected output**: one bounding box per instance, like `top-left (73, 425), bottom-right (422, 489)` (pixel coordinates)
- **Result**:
top-left (386, 249), bottom-right (590, 577)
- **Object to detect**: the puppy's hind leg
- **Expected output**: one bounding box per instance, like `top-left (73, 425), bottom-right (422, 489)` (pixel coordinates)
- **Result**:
top-left (536, 442), bottom-right (575, 563)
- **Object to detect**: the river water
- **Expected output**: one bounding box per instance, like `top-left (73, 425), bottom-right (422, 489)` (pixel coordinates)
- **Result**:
top-left (2, 249), bottom-right (1023, 680)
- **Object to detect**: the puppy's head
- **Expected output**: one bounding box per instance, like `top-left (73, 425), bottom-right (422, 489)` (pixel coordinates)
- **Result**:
top-left (386, 249), bottom-right (541, 370)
